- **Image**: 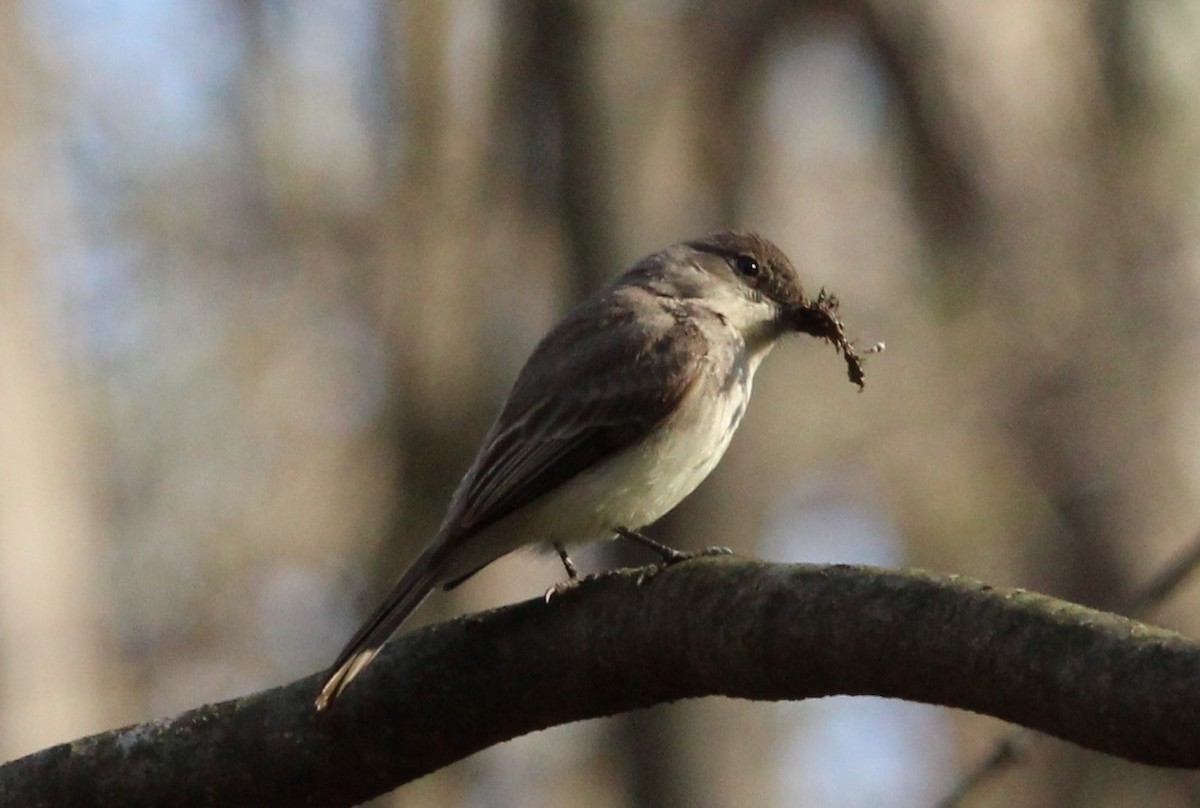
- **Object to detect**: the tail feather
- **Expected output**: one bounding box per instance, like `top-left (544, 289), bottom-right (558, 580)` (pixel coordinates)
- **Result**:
top-left (314, 545), bottom-right (443, 711)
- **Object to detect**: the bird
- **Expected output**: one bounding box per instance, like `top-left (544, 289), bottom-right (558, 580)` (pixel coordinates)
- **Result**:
top-left (315, 230), bottom-right (846, 711)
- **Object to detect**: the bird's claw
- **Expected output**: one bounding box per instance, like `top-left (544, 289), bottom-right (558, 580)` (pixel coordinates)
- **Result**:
top-left (635, 568), bottom-right (655, 586)
top-left (661, 547), bottom-right (693, 564)
top-left (656, 545), bottom-right (735, 566)
top-left (633, 546), bottom-right (737, 588)
top-left (545, 572), bottom-right (598, 602)
top-left (544, 578), bottom-right (579, 603)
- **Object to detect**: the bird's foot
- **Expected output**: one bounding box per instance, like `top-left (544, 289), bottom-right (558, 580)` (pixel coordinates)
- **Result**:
top-left (615, 529), bottom-right (738, 585)
top-left (544, 577), bottom-right (580, 603)
top-left (552, 541), bottom-right (579, 579)
top-left (544, 537), bottom-right (580, 602)
top-left (614, 527), bottom-right (693, 564)
top-left (545, 542), bottom-right (585, 603)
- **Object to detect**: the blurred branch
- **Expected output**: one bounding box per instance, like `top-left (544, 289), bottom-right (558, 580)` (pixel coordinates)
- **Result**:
top-left (492, 0), bottom-right (617, 295)
top-left (4, 558), bottom-right (1200, 807)
top-left (1127, 533), bottom-right (1200, 616)
top-left (686, 0), bottom-right (987, 238)
top-left (937, 528), bottom-right (1200, 808)
top-left (687, 0), bottom-right (798, 220)
top-left (857, 1), bottom-right (987, 242)
top-left (527, 0), bottom-right (616, 294)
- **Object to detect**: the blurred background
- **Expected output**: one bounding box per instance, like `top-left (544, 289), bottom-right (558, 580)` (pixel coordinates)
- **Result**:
top-left (2, 1), bottom-right (1200, 806)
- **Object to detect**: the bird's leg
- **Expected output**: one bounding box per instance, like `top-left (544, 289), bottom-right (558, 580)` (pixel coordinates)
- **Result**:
top-left (545, 541), bottom-right (580, 603)
top-left (553, 541), bottom-right (579, 580)
top-left (614, 527), bottom-right (694, 564)
top-left (615, 527), bottom-right (735, 566)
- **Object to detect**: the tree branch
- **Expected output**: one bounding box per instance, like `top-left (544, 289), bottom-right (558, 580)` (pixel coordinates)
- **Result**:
top-left (3, 558), bottom-right (1199, 807)
top-left (936, 529), bottom-right (1200, 807)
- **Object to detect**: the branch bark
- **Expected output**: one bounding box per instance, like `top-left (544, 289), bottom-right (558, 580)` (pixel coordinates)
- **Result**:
top-left (3, 558), bottom-right (1198, 807)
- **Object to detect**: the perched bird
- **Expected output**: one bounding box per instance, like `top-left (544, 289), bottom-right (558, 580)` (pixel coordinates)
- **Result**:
top-left (316, 230), bottom-right (853, 710)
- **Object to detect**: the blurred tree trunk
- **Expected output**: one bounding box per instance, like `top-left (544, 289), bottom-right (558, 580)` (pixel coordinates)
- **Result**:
top-left (0, 10), bottom-right (123, 758)
top-left (369, 3), bottom-right (535, 805)
top-left (865, 2), bottom-right (1194, 805)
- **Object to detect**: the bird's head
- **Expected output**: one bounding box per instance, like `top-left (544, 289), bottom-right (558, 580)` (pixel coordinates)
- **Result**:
top-left (652, 230), bottom-right (873, 387)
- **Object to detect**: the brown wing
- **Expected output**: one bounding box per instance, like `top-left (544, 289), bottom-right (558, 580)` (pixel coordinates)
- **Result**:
top-left (441, 292), bottom-right (707, 542)
top-left (315, 290), bottom-right (708, 709)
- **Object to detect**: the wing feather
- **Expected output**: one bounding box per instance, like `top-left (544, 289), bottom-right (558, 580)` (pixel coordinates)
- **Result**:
top-left (442, 292), bottom-right (707, 541)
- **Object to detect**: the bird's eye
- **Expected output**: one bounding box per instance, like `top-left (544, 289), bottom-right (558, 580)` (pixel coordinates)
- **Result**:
top-left (734, 255), bottom-right (760, 278)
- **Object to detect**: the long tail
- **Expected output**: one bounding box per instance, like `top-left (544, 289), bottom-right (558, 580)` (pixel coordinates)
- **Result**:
top-left (314, 543), bottom-right (443, 711)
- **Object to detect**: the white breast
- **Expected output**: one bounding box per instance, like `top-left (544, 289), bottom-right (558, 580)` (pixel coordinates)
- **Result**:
top-left (586, 369), bottom-right (750, 529)
top-left (437, 357), bottom-right (763, 585)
